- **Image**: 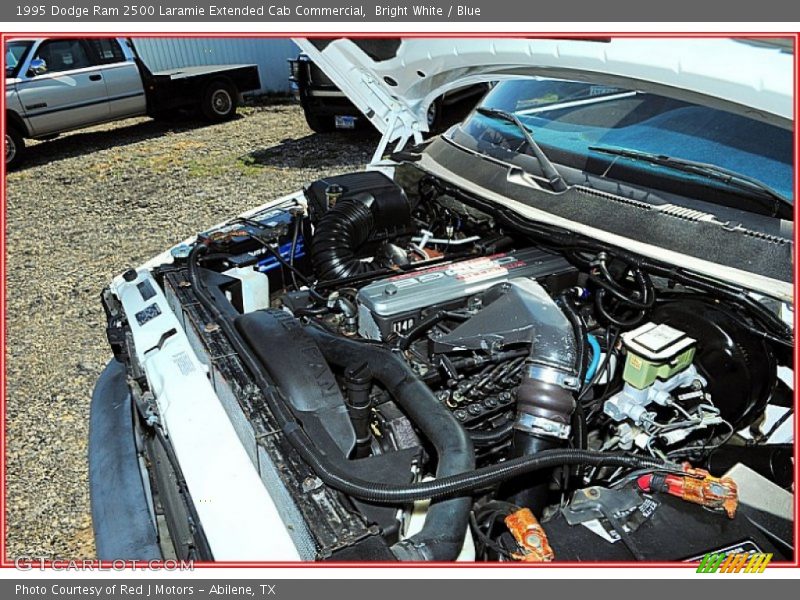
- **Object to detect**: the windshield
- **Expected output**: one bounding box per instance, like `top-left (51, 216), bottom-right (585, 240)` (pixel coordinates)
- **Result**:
top-left (5, 41), bottom-right (33, 78)
top-left (453, 78), bottom-right (793, 208)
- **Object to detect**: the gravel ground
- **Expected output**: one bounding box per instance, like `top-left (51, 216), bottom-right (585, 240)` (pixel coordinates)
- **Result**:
top-left (5, 103), bottom-right (375, 559)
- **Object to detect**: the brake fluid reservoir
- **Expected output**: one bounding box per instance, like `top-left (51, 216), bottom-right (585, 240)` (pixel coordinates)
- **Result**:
top-left (621, 322), bottom-right (697, 389)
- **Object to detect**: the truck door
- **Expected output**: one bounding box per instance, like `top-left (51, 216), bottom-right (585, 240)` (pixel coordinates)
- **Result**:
top-left (85, 38), bottom-right (147, 120)
top-left (17, 39), bottom-right (110, 136)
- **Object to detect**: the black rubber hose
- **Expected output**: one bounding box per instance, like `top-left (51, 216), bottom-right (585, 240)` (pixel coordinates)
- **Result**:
top-left (311, 200), bottom-right (381, 281)
top-left (598, 259), bottom-right (650, 300)
top-left (556, 293), bottom-right (587, 381)
top-left (305, 323), bottom-right (476, 562)
top-left (469, 421), bottom-right (514, 446)
top-left (595, 290), bottom-right (646, 328)
top-left (283, 431), bottom-right (666, 503)
top-left (293, 305), bottom-right (329, 317)
top-left (589, 274), bottom-right (653, 310)
top-left (567, 401), bottom-right (589, 487)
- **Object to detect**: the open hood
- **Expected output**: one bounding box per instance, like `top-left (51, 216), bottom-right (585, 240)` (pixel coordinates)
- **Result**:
top-left (293, 38), bottom-right (794, 155)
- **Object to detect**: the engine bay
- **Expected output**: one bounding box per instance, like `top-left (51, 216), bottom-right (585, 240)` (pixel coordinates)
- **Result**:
top-left (114, 167), bottom-right (794, 562)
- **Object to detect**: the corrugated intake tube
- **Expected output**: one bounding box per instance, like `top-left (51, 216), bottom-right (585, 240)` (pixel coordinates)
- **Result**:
top-left (311, 196), bottom-right (380, 281)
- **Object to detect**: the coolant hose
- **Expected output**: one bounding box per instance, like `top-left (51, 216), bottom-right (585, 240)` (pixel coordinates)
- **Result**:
top-left (305, 323), bottom-right (475, 562)
top-left (585, 334), bottom-right (602, 383)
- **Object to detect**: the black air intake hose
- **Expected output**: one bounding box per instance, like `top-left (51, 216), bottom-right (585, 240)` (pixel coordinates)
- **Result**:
top-left (310, 176), bottom-right (411, 282)
top-left (311, 196), bottom-right (380, 281)
top-left (305, 323), bottom-right (475, 562)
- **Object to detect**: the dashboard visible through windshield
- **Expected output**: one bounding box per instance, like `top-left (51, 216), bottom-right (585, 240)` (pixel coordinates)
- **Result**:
top-left (451, 78), bottom-right (793, 214)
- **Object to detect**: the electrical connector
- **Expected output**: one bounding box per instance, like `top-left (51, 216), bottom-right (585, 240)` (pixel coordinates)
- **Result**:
top-left (636, 464), bottom-right (738, 518)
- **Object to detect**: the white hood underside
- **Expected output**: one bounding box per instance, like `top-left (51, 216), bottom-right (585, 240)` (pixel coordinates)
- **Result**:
top-left (293, 37), bottom-right (794, 156)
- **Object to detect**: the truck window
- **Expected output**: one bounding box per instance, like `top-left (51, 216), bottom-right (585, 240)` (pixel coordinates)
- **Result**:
top-left (86, 39), bottom-right (126, 65)
top-left (34, 40), bottom-right (92, 73)
top-left (5, 41), bottom-right (33, 77)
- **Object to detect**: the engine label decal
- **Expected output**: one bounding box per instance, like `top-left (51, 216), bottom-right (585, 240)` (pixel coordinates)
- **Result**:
top-left (579, 496), bottom-right (660, 544)
top-left (386, 253), bottom-right (512, 284)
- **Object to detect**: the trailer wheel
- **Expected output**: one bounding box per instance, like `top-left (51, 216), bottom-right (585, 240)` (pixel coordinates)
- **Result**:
top-left (200, 81), bottom-right (238, 122)
top-left (5, 125), bottom-right (25, 169)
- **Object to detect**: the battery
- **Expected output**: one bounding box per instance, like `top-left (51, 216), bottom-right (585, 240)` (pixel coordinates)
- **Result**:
top-left (198, 202), bottom-right (302, 262)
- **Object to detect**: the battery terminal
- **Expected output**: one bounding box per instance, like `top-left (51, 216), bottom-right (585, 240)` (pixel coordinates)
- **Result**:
top-left (504, 507), bottom-right (555, 562)
top-left (637, 463), bottom-right (738, 519)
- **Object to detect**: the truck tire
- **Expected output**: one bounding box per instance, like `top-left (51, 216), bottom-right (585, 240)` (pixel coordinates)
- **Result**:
top-left (426, 97), bottom-right (442, 132)
top-left (200, 81), bottom-right (238, 122)
top-left (6, 126), bottom-right (25, 169)
top-left (303, 109), bottom-right (335, 133)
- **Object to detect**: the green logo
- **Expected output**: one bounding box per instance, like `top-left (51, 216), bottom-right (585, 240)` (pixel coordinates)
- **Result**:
top-left (696, 552), bottom-right (772, 573)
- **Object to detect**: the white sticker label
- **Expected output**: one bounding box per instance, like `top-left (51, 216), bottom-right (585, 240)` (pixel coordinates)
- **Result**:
top-left (172, 351), bottom-right (196, 376)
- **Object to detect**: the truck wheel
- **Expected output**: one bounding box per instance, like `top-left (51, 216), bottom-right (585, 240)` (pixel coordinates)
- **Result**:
top-left (6, 126), bottom-right (25, 169)
top-left (426, 98), bottom-right (442, 132)
top-left (303, 109), bottom-right (335, 133)
top-left (201, 81), bottom-right (238, 122)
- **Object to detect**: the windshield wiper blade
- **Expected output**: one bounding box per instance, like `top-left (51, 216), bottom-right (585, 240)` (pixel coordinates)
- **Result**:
top-left (588, 145), bottom-right (792, 219)
top-left (476, 107), bottom-right (568, 192)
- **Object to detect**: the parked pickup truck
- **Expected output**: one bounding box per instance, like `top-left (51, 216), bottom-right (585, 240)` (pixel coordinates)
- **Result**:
top-left (289, 53), bottom-right (488, 133)
top-left (5, 37), bottom-right (262, 168)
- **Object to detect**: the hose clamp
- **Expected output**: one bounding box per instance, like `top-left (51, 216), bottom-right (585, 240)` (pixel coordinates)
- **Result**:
top-left (515, 413), bottom-right (571, 440)
top-left (525, 364), bottom-right (581, 391)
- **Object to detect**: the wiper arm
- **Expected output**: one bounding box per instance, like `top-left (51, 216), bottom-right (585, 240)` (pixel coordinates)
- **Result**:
top-left (589, 145), bottom-right (792, 219)
top-left (476, 107), bottom-right (568, 192)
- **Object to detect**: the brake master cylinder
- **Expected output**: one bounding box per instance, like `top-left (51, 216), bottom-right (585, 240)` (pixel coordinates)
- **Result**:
top-left (604, 322), bottom-right (705, 424)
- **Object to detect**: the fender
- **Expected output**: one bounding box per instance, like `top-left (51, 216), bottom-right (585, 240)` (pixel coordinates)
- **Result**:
top-left (5, 110), bottom-right (29, 137)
